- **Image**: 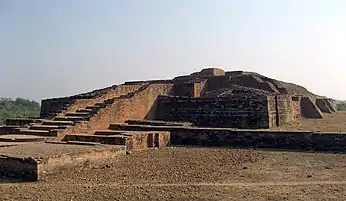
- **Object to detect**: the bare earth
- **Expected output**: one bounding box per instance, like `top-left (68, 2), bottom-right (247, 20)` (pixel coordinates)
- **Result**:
top-left (1, 112), bottom-right (346, 200)
top-left (0, 147), bottom-right (345, 201)
top-left (279, 111), bottom-right (346, 132)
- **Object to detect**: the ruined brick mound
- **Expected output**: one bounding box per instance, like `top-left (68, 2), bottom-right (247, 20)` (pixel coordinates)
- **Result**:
top-left (174, 68), bottom-right (319, 99)
top-left (203, 85), bottom-right (271, 98)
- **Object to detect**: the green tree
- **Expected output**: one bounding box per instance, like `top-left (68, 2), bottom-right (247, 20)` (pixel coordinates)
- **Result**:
top-left (0, 97), bottom-right (41, 124)
top-left (336, 103), bottom-right (346, 111)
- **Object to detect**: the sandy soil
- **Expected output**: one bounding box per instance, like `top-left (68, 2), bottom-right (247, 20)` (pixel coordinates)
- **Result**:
top-left (0, 147), bottom-right (345, 201)
top-left (279, 111), bottom-right (346, 132)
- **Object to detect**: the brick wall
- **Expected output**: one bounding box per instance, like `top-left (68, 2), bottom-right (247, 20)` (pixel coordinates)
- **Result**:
top-left (172, 80), bottom-right (206, 98)
top-left (126, 132), bottom-right (170, 151)
top-left (267, 95), bottom-right (301, 127)
top-left (40, 85), bottom-right (118, 118)
top-left (292, 96), bottom-right (301, 119)
top-left (155, 93), bottom-right (270, 129)
top-left (65, 84), bottom-right (144, 113)
top-left (229, 74), bottom-right (280, 93)
top-left (323, 98), bottom-right (336, 112)
top-left (170, 128), bottom-right (346, 152)
top-left (193, 80), bottom-right (206, 97)
top-left (301, 97), bottom-right (323, 118)
top-left (172, 82), bottom-right (195, 97)
top-left (62, 84), bottom-right (173, 134)
top-left (316, 99), bottom-right (332, 113)
top-left (277, 95), bottom-right (295, 124)
top-left (40, 98), bottom-right (74, 118)
top-left (0, 156), bottom-right (38, 181)
top-left (267, 96), bottom-right (278, 127)
top-left (203, 76), bottom-right (231, 92)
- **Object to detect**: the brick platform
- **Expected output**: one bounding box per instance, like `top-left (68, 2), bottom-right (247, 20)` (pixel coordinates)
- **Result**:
top-left (0, 142), bottom-right (125, 181)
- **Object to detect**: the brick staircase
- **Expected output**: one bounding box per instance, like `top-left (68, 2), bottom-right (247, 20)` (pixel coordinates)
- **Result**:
top-left (0, 84), bottom-right (150, 143)
top-left (57, 120), bottom-right (187, 151)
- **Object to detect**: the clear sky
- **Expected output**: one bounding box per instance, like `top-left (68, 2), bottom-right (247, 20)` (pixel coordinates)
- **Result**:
top-left (1, 0), bottom-right (346, 102)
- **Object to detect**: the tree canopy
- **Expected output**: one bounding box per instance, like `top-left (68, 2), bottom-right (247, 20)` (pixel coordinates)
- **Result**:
top-left (0, 98), bottom-right (40, 124)
top-left (337, 103), bottom-right (346, 111)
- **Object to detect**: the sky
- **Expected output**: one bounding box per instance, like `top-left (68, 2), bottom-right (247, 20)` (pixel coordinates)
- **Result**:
top-left (1, 0), bottom-right (346, 102)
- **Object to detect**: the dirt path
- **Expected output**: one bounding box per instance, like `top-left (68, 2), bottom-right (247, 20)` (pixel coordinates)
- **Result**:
top-left (2, 180), bottom-right (346, 187)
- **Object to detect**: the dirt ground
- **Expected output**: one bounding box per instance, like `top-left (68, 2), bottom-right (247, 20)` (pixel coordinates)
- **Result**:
top-left (279, 111), bottom-right (346, 132)
top-left (0, 147), bottom-right (345, 201)
top-left (1, 112), bottom-right (346, 200)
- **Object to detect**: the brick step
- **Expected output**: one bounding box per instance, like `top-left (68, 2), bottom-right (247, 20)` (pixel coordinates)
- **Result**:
top-left (109, 123), bottom-right (177, 132)
top-left (45, 140), bottom-right (103, 146)
top-left (54, 116), bottom-right (90, 122)
top-left (104, 99), bottom-right (115, 104)
top-left (76, 108), bottom-right (93, 113)
top-left (93, 130), bottom-right (133, 136)
top-left (0, 125), bottom-right (23, 135)
top-left (125, 120), bottom-right (193, 127)
top-left (94, 103), bottom-right (107, 108)
top-left (5, 118), bottom-right (42, 126)
top-left (12, 128), bottom-right (58, 137)
top-left (0, 134), bottom-right (53, 142)
top-left (41, 120), bottom-right (75, 126)
top-left (62, 134), bottom-right (127, 145)
top-left (85, 106), bottom-right (103, 110)
top-left (65, 112), bottom-right (91, 117)
top-left (29, 124), bottom-right (70, 131)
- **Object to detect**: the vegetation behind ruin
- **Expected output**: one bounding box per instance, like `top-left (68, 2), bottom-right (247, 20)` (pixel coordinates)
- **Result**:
top-left (337, 103), bottom-right (346, 111)
top-left (0, 98), bottom-right (40, 123)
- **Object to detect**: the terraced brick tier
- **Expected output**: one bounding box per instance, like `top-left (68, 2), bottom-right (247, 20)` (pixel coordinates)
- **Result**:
top-left (45, 140), bottom-right (103, 146)
top-left (41, 120), bottom-right (75, 126)
top-left (65, 112), bottom-right (91, 117)
top-left (0, 125), bottom-right (22, 129)
top-left (0, 142), bottom-right (126, 181)
top-left (93, 130), bottom-right (133, 136)
top-left (29, 124), bottom-right (70, 131)
top-left (63, 130), bottom-right (170, 151)
top-left (0, 134), bottom-right (54, 142)
top-left (109, 123), bottom-right (180, 132)
top-left (63, 134), bottom-right (128, 146)
top-left (104, 99), bottom-right (115, 104)
top-left (124, 120), bottom-right (194, 127)
top-left (0, 125), bottom-right (22, 135)
top-left (94, 103), bottom-right (107, 108)
top-left (85, 106), bottom-right (102, 110)
top-left (12, 128), bottom-right (58, 137)
top-left (5, 118), bottom-right (43, 126)
top-left (76, 108), bottom-right (93, 113)
top-left (54, 116), bottom-right (90, 122)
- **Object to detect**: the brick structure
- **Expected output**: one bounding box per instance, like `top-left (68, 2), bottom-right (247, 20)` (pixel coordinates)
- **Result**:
top-left (0, 68), bottom-right (342, 182)
top-left (40, 84), bottom-right (118, 118)
top-left (316, 98), bottom-right (333, 113)
top-left (300, 97), bottom-right (323, 118)
top-left (0, 143), bottom-right (125, 181)
top-left (155, 94), bottom-right (270, 129)
top-left (2, 68), bottom-right (336, 137)
top-left (62, 130), bottom-right (170, 151)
